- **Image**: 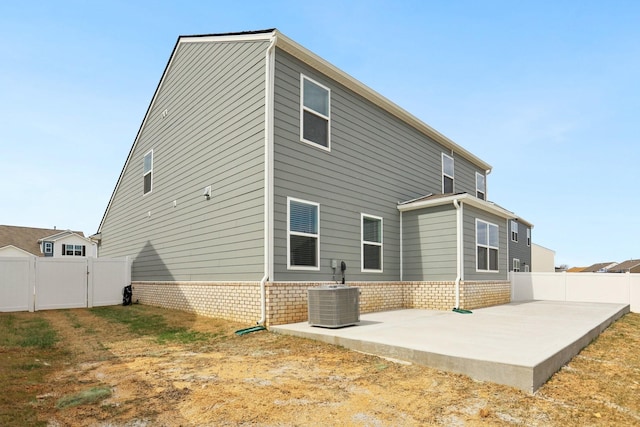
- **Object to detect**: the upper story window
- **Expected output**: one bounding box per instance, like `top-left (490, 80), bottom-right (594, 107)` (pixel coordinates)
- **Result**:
top-left (527, 228), bottom-right (531, 246)
top-left (63, 244), bottom-right (86, 256)
top-left (43, 241), bottom-right (53, 257)
top-left (476, 219), bottom-right (499, 272)
top-left (143, 150), bottom-right (153, 195)
top-left (300, 75), bottom-right (330, 150)
top-left (361, 214), bottom-right (383, 272)
top-left (511, 220), bottom-right (519, 242)
top-left (476, 172), bottom-right (486, 200)
top-left (442, 153), bottom-right (454, 193)
top-left (287, 197), bottom-right (320, 270)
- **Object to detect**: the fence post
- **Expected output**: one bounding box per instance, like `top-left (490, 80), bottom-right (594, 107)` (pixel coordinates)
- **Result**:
top-left (87, 258), bottom-right (94, 308)
top-left (28, 256), bottom-right (36, 312)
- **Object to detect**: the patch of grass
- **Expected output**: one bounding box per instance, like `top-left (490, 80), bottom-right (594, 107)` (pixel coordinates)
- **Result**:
top-left (63, 311), bottom-right (83, 329)
top-left (0, 314), bottom-right (57, 349)
top-left (56, 386), bottom-right (112, 409)
top-left (90, 306), bottom-right (211, 344)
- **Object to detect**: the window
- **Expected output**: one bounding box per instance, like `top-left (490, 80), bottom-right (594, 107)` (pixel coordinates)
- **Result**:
top-left (511, 220), bottom-right (518, 242)
top-left (442, 153), bottom-right (454, 193)
top-left (287, 198), bottom-right (319, 269)
top-left (476, 219), bottom-right (499, 272)
top-left (43, 241), bottom-right (53, 257)
top-left (361, 214), bottom-right (383, 272)
top-left (527, 228), bottom-right (531, 247)
top-left (62, 244), bottom-right (86, 257)
top-left (513, 258), bottom-right (521, 272)
top-left (476, 172), bottom-right (486, 200)
top-left (143, 150), bottom-right (153, 195)
top-left (524, 264), bottom-right (530, 272)
top-left (300, 75), bottom-right (330, 150)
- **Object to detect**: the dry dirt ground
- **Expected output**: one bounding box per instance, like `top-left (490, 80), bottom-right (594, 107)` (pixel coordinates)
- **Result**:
top-left (9, 305), bottom-right (640, 426)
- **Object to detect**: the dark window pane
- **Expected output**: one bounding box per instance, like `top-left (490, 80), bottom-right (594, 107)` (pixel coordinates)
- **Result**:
top-left (489, 248), bottom-right (499, 271)
top-left (290, 235), bottom-right (317, 267)
top-left (363, 244), bottom-right (381, 270)
top-left (303, 111), bottom-right (328, 147)
top-left (144, 172), bottom-right (152, 194)
top-left (477, 247), bottom-right (488, 270)
top-left (443, 176), bottom-right (454, 193)
top-left (477, 191), bottom-right (485, 200)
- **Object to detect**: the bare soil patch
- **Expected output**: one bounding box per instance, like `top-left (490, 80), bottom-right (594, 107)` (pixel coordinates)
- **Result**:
top-left (2, 305), bottom-right (640, 426)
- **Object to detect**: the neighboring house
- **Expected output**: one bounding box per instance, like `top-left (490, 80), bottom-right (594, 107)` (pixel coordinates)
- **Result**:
top-left (508, 218), bottom-right (533, 272)
top-left (531, 243), bottom-right (555, 272)
top-left (581, 262), bottom-right (618, 273)
top-left (567, 266), bottom-right (586, 273)
top-left (0, 225), bottom-right (97, 258)
top-left (96, 29), bottom-right (532, 325)
top-left (609, 259), bottom-right (640, 273)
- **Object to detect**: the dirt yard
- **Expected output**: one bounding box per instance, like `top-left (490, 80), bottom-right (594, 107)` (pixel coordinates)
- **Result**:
top-left (4, 305), bottom-right (640, 426)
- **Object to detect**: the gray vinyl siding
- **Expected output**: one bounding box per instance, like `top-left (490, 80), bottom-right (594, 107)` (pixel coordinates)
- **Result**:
top-left (401, 206), bottom-right (457, 281)
top-left (99, 39), bottom-right (268, 281)
top-left (462, 205), bottom-right (508, 281)
top-left (509, 222), bottom-right (532, 271)
top-left (272, 49), bottom-right (485, 282)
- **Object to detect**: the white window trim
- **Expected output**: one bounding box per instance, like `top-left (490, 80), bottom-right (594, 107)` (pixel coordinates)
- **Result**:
top-left (287, 197), bottom-right (320, 271)
top-left (300, 74), bottom-right (331, 152)
top-left (143, 149), bottom-right (153, 196)
top-left (526, 228), bottom-right (531, 247)
top-left (524, 264), bottom-right (530, 272)
top-left (476, 218), bottom-right (500, 273)
top-left (43, 242), bottom-right (53, 254)
top-left (442, 153), bottom-right (454, 193)
top-left (513, 258), bottom-right (521, 272)
top-left (361, 213), bottom-right (383, 273)
top-left (511, 220), bottom-right (519, 242)
top-left (476, 172), bottom-right (486, 199)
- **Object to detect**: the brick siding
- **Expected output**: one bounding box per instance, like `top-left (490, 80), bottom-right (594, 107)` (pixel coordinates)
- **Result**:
top-left (131, 280), bottom-right (510, 326)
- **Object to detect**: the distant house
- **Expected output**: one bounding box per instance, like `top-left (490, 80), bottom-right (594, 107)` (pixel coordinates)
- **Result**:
top-left (531, 243), bottom-right (555, 272)
top-left (0, 225), bottom-right (97, 258)
top-left (609, 259), bottom-right (640, 273)
top-left (581, 262), bottom-right (618, 273)
top-left (96, 29), bottom-right (534, 325)
top-left (567, 266), bottom-right (586, 273)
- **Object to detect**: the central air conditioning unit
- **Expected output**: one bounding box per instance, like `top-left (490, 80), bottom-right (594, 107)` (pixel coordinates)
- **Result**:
top-left (307, 285), bottom-right (360, 328)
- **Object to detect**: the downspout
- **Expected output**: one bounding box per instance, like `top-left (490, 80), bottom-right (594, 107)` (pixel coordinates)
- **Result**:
top-left (399, 210), bottom-right (403, 281)
top-left (453, 199), bottom-right (462, 309)
top-left (257, 33), bottom-right (277, 326)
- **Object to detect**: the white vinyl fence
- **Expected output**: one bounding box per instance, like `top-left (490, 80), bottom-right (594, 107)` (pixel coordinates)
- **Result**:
top-left (0, 257), bottom-right (131, 312)
top-left (511, 272), bottom-right (640, 313)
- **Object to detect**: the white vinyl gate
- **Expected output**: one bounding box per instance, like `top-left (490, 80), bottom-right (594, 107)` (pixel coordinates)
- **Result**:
top-left (0, 257), bottom-right (131, 312)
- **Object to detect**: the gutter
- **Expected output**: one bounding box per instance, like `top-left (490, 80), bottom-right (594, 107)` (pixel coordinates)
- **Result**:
top-left (257, 33), bottom-right (277, 326)
top-left (453, 199), bottom-right (463, 309)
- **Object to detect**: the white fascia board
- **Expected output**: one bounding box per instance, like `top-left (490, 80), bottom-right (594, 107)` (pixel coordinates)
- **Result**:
top-left (274, 31), bottom-right (492, 172)
top-left (179, 32), bottom-right (274, 44)
top-left (398, 193), bottom-right (516, 220)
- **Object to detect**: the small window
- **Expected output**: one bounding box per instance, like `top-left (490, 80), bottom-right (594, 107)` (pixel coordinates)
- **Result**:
top-left (477, 219), bottom-right (499, 272)
top-left (513, 258), bottom-right (521, 272)
top-left (476, 172), bottom-right (486, 200)
top-left (511, 220), bottom-right (518, 242)
top-left (526, 228), bottom-right (531, 247)
top-left (43, 241), bottom-right (53, 257)
top-left (524, 264), bottom-right (530, 272)
top-left (442, 153), bottom-right (454, 193)
top-left (300, 75), bottom-right (330, 150)
top-left (62, 244), bottom-right (86, 256)
top-left (143, 150), bottom-right (153, 195)
top-left (288, 197), bottom-right (320, 270)
top-left (361, 214), bottom-right (383, 272)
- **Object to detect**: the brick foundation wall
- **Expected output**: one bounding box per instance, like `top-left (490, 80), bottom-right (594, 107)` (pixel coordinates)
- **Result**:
top-left (131, 280), bottom-right (511, 326)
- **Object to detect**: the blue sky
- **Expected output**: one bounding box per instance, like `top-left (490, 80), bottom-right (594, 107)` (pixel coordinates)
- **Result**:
top-left (0, 1), bottom-right (638, 268)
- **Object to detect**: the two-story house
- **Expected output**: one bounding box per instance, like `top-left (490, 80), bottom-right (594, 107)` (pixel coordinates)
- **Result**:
top-left (0, 225), bottom-right (97, 258)
top-left (96, 29), bottom-right (532, 326)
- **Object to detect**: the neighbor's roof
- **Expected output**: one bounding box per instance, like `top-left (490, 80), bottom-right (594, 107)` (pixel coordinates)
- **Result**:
top-left (581, 262), bottom-right (618, 273)
top-left (609, 259), bottom-right (640, 272)
top-left (398, 192), bottom-right (533, 226)
top-left (567, 267), bottom-right (586, 273)
top-left (0, 225), bottom-right (85, 256)
top-left (98, 29), bottom-right (493, 232)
